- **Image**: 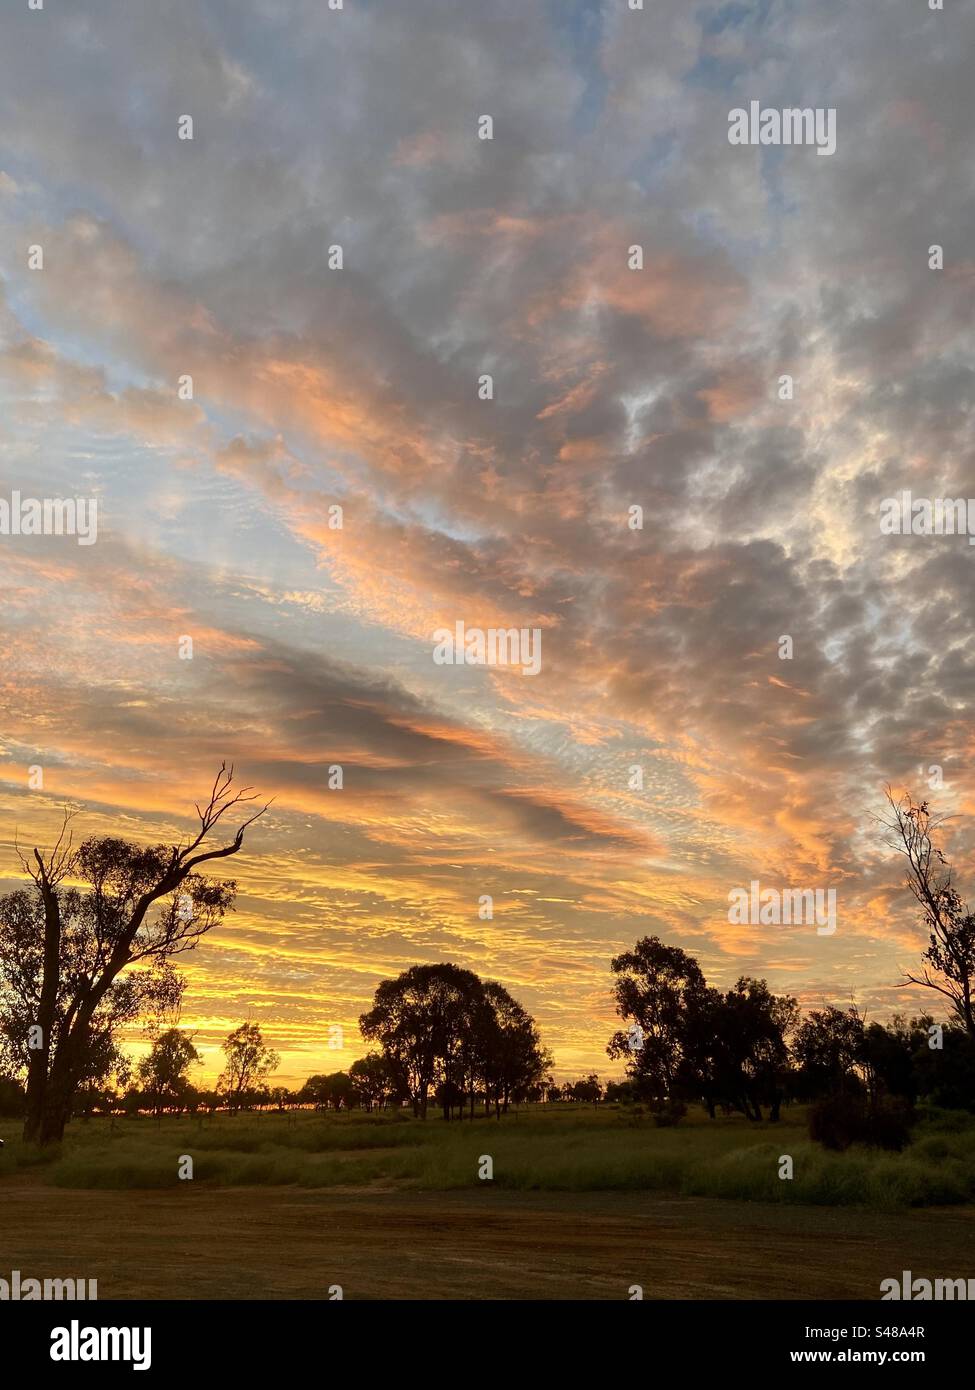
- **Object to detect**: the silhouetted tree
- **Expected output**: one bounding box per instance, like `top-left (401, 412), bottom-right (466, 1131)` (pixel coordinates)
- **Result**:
top-left (359, 963), bottom-right (547, 1120)
top-left (481, 981), bottom-right (550, 1118)
top-left (709, 978), bottom-right (798, 1121)
top-left (603, 1079), bottom-right (635, 1104)
top-left (912, 1023), bottom-right (975, 1111)
top-left (609, 939), bottom-right (797, 1122)
top-left (136, 1027), bottom-right (201, 1115)
top-left (361, 964), bottom-right (471, 1119)
top-left (607, 936), bottom-right (709, 1108)
top-left (218, 1022), bottom-right (280, 1112)
top-left (300, 1070), bottom-right (355, 1110)
top-left (349, 1052), bottom-right (401, 1110)
top-left (0, 764), bottom-right (266, 1144)
top-left (792, 1004), bottom-right (865, 1098)
top-left (569, 1073), bottom-right (602, 1107)
top-left (883, 790), bottom-right (975, 1038)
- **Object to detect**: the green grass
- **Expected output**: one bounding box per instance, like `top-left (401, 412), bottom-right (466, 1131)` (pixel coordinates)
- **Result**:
top-left (2, 1103), bottom-right (974, 1209)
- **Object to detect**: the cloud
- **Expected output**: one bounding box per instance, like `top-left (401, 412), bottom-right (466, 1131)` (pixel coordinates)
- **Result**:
top-left (1, 0), bottom-right (972, 1076)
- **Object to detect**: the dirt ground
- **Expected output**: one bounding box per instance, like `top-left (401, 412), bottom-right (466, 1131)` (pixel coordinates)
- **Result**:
top-left (3, 1184), bottom-right (975, 1299)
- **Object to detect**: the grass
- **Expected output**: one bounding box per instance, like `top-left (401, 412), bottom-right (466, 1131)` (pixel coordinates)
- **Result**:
top-left (2, 1103), bottom-right (974, 1209)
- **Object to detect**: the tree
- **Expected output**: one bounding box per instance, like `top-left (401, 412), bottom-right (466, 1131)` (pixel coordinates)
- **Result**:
top-left (913, 1025), bottom-right (975, 1111)
top-left (792, 1004), bottom-right (865, 1098)
top-left (268, 1086), bottom-right (292, 1112)
top-left (708, 978), bottom-right (798, 1121)
top-left (359, 964), bottom-right (547, 1120)
top-left (861, 1012), bottom-right (975, 1112)
top-left (74, 1080), bottom-right (124, 1119)
top-left (607, 939), bottom-right (797, 1122)
top-left (0, 765), bottom-right (267, 1144)
top-left (569, 1073), bottom-right (602, 1107)
top-left (136, 1028), bottom-right (201, 1115)
top-left (359, 963), bottom-right (482, 1120)
top-left (882, 790), bottom-right (975, 1038)
top-left (197, 1087), bottom-right (221, 1115)
top-left (250, 1084), bottom-right (272, 1111)
top-left (862, 1015), bottom-right (927, 1104)
top-left (607, 936), bottom-right (709, 1108)
top-left (349, 1052), bottom-right (400, 1110)
top-left (481, 982), bottom-right (550, 1117)
top-left (603, 1079), bottom-right (635, 1104)
top-left (299, 1070), bottom-right (354, 1110)
top-left (456, 983), bottom-right (498, 1120)
top-left (299, 1074), bottom-right (331, 1110)
top-left (218, 1022), bottom-right (280, 1112)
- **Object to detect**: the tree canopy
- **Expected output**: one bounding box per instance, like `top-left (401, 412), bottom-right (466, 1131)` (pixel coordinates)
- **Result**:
top-left (359, 962), bottom-right (549, 1119)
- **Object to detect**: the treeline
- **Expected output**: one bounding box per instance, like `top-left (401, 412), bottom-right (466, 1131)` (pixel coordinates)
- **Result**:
top-left (302, 1068), bottom-right (614, 1112)
top-left (0, 964), bottom-right (553, 1124)
top-left (4, 779), bottom-right (974, 1141)
top-left (607, 936), bottom-right (975, 1138)
top-left (9, 1020), bottom-right (287, 1120)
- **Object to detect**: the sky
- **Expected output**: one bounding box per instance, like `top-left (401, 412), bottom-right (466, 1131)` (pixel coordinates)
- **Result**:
top-left (1, 0), bottom-right (974, 1086)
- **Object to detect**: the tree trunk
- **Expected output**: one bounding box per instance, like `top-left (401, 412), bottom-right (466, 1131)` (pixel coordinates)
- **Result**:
top-left (23, 1058), bottom-right (45, 1143)
top-left (23, 869), bottom-right (63, 1143)
top-left (38, 1051), bottom-right (76, 1145)
top-left (39, 1105), bottom-right (69, 1145)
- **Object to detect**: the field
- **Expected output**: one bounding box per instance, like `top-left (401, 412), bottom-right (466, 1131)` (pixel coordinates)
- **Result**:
top-left (3, 1104), bottom-right (975, 1299)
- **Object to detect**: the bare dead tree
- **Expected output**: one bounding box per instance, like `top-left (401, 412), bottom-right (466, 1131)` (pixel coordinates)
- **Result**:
top-left (880, 788), bottom-right (975, 1039)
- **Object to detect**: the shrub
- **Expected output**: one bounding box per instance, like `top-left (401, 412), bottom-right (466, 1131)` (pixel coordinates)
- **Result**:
top-left (651, 1100), bottom-right (687, 1127)
top-left (809, 1094), bottom-right (913, 1151)
top-left (0, 1077), bottom-right (25, 1118)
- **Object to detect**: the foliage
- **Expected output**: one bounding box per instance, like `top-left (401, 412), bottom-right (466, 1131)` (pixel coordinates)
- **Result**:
top-left (217, 1023), bottom-right (280, 1112)
top-left (359, 963), bottom-right (549, 1120)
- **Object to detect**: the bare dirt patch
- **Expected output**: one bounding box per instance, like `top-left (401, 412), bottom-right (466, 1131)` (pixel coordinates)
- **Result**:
top-left (3, 1184), bottom-right (974, 1300)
